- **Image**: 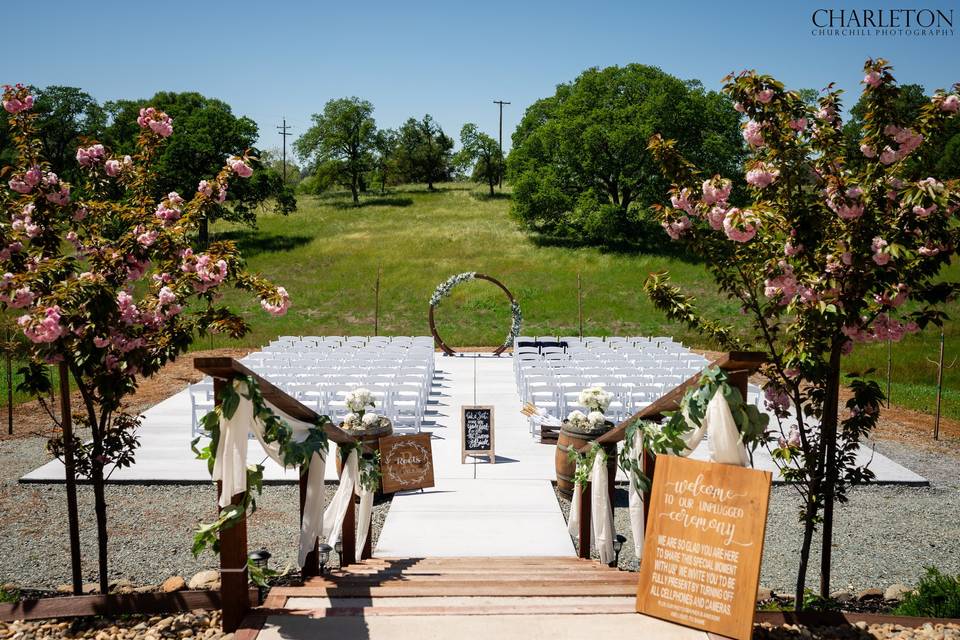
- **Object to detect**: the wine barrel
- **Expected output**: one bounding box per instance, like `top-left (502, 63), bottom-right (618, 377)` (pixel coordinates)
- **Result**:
top-left (555, 421), bottom-right (616, 499)
top-left (337, 420), bottom-right (393, 493)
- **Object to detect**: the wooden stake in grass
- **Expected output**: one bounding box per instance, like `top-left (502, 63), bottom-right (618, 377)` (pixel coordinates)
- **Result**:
top-left (929, 330), bottom-right (956, 441)
top-left (4, 322), bottom-right (11, 436)
top-left (577, 272), bottom-right (583, 339)
top-left (374, 264), bottom-right (381, 336)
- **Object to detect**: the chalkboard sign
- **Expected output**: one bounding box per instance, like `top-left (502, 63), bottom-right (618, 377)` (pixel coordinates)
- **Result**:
top-left (379, 434), bottom-right (435, 494)
top-left (636, 456), bottom-right (771, 640)
top-left (461, 405), bottom-right (495, 464)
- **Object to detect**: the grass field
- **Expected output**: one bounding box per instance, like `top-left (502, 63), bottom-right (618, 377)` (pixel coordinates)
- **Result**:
top-left (194, 183), bottom-right (959, 423)
top-left (0, 183), bottom-right (953, 423)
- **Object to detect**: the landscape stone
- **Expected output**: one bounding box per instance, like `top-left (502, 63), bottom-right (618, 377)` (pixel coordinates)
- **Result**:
top-left (857, 587), bottom-right (884, 601)
top-left (884, 583), bottom-right (912, 601)
top-left (82, 582), bottom-right (99, 594)
top-left (188, 570), bottom-right (220, 590)
top-left (756, 587), bottom-right (773, 601)
top-left (830, 590), bottom-right (854, 602)
top-left (161, 576), bottom-right (186, 593)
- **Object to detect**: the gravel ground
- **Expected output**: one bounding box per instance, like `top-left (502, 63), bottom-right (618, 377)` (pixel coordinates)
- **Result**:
top-left (0, 433), bottom-right (391, 590)
top-left (555, 437), bottom-right (960, 595)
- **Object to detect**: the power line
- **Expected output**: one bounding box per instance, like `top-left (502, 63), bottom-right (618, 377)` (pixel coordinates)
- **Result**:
top-left (493, 100), bottom-right (510, 189)
top-left (276, 118), bottom-right (293, 182)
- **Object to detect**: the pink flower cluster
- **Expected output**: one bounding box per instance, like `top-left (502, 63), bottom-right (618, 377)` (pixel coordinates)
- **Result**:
top-left (764, 263), bottom-right (798, 304)
top-left (227, 156), bottom-right (253, 178)
top-left (863, 70), bottom-right (883, 88)
top-left (662, 215), bottom-right (691, 240)
top-left (18, 306), bottom-right (66, 344)
top-left (260, 286), bottom-right (291, 316)
top-left (878, 125), bottom-right (923, 165)
top-left (746, 163), bottom-right (779, 189)
top-left (938, 94), bottom-right (959, 113)
top-left (842, 314), bottom-right (918, 344)
top-left (764, 385), bottom-right (791, 414)
top-left (777, 427), bottom-right (802, 450)
top-left (826, 185), bottom-right (865, 220)
top-left (871, 237), bottom-right (890, 265)
top-left (742, 120), bottom-right (764, 147)
top-left (76, 144), bottom-right (106, 168)
top-left (117, 291), bottom-right (140, 325)
top-left (137, 107), bottom-right (173, 138)
top-left (155, 192), bottom-right (184, 224)
top-left (702, 178), bottom-right (732, 205)
top-left (12, 203), bottom-right (41, 238)
top-left (875, 283), bottom-right (909, 308)
top-left (182, 250), bottom-right (228, 293)
top-left (722, 208), bottom-right (758, 243)
top-left (2, 85), bottom-right (34, 114)
top-left (105, 155), bottom-right (132, 178)
top-left (8, 166), bottom-right (42, 194)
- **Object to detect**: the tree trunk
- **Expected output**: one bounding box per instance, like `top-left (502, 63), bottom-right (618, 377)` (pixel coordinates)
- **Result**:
top-left (427, 179), bottom-right (434, 192)
top-left (90, 421), bottom-right (110, 594)
top-left (488, 176), bottom-right (495, 196)
top-left (794, 493), bottom-right (819, 610)
top-left (819, 345), bottom-right (844, 599)
top-left (351, 175), bottom-right (360, 206)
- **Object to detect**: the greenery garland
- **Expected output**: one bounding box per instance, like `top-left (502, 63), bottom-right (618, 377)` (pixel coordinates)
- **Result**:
top-left (340, 440), bottom-right (383, 493)
top-left (567, 441), bottom-right (607, 488)
top-left (618, 367), bottom-right (769, 493)
top-left (429, 272), bottom-right (522, 348)
top-left (190, 376), bottom-right (331, 556)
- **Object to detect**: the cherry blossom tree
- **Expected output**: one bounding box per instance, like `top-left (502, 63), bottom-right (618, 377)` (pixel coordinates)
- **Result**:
top-left (1, 83), bottom-right (291, 592)
top-left (646, 60), bottom-right (959, 607)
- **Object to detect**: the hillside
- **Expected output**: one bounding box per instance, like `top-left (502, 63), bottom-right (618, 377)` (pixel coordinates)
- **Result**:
top-left (207, 184), bottom-right (959, 422)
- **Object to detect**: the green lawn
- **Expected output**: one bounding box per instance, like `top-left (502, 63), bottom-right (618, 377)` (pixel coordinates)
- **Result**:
top-left (198, 183), bottom-right (958, 422)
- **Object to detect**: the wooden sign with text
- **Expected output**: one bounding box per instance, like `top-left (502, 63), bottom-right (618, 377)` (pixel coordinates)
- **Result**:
top-left (379, 434), bottom-right (435, 493)
top-left (636, 456), bottom-right (771, 640)
top-left (461, 405), bottom-right (495, 464)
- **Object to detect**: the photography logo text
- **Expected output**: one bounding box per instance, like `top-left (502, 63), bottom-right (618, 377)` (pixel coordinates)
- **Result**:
top-left (811, 8), bottom-right (954, 37)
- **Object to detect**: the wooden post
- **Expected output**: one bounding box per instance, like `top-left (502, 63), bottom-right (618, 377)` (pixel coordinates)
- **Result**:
top-left (214, 378), bottom-right (250, 633)
top-left (577, 273), bottom-right (583, 339)
top-left (361, 523), bottom-right (373, 560)
top-left (298, 470), bottom-right (319, 578)
top-left (934, 331), bottom-right (945, 441)
top-left (5, 323), bottom-right (12, 436)
top-left (577, 482), bottom-right (591, 560)
top-left (58, 361), bottom-right (83, 595)
top-left (374, 265), bottom-right (381, 337)
top-left (641, 449), bottom-right (655, 529)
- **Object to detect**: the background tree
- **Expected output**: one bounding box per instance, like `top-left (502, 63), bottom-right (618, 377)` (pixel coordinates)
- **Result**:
top-left (104, 92), bottom-right (295, 245)
top-left (396, 114), bottom-right (454, 190)
top-left (260, 147), bottom-right (302, 187)
top-left (507, 64), bottom-right (744, 246)
top-left (31, 86), bottom-right (107, 184)
top-left (294, 97), bottom-right (377, 206)
top-left (457, 123), bottom-right (503, 195)
top-left (372, 128), bottom-right (398, 194)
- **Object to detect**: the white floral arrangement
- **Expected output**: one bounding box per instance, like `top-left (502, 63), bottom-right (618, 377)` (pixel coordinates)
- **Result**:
top-left (578, 386), bottom-right (613, 413)
top-left (341, 387), bottom-right (391, 431)
top-left (566, 409), bottom-right (608, 431)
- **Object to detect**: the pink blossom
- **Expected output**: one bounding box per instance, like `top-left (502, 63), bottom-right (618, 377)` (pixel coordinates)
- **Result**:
top-left (25, 167), bottom-right (41, 187)
top-left (733, 102), bottom-right (745, 113)
top-left (836, 203), bottom-right (864, 220)
top-left (701, 178), bottom-right (732, 206)
top-left (841, 251), bottom-right (852, 265)
top-left (742, 120), bottom-right (764, 148)
top-left (46, 186), bottom-right (70, 206)
top-left (918, 244), bottom-right (941, 257)
top-left (18, 306), bottom-right (65, 343)
top-left (871, 237), bottom-right (890, 266)
top-left (73, 207), bottom-right (87, 221)
top-left (918, 177), bottom-right (944, 193)
top-left (756, 89), bottom-right (774, 104)
top-left (227, 157), bottom-right (253, 178)
top-left (860, 143), bottom-right (876, 158)
top-left (8, 178), bottom-right (32, 194)
top-left (137, 107), bottom-right (174, 137)
top-left (662, 215), bottom-right (691, 240)
top-left (722, 208), bottom-right (758, 243)
top-left (8, 286), bottom-right (33, 309)
top-left (863, 71), bottom-right (882, 88)
top-left (117, 291), bottom-right (139, 324)
top-left (764, 385), bottom-right (790, 413)
top-left (198, 180), bottom-right (213, 197)
top-left (105, 159), bottom-right (122, 177)
top-left (217, 187), bottom-right (227, 203)
top-left (879, 146), bottom-right (898, 165)
top-left (155, 202), bottom-right (181, 223)
top-left (707, 206), bottom-right (726, 231)
top-left (670, 188), bottom-right (695, 214)
top-left (2, 93), bottom-right (33, 114)
top-left (158, 286), bottom-right (177, 306)
top-left (785, 241), bottom-right (803, 256)
top-left (194, 254), bottom-right (229, 292)
top-left (123, 155), bottom-right (133, 169)
top-left (764, 265), bottom-right (798, 304)
top-left (137, 229), bottom-right (159, 247)
top-left (746, 163), bottom-right (779, 189)
top-left (788, 118), bottom-right (807, 132)
top-left (76, 144), bottom-right (105, 168)
top-left (93, 336), bottom-right (110, 348)
top-left (912, 204), bottom-right (937, 218)
top-left (941, 94), bottom-right (959, 113)
top-left (260, 286), bottom-right (291, 316)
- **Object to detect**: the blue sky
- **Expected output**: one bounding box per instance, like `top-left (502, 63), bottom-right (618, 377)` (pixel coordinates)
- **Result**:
top-left (2, 0), bottom-right (958, 156)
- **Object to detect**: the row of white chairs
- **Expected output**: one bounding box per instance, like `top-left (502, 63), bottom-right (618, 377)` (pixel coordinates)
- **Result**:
top-left (190, 336), bottom-right (437, 437)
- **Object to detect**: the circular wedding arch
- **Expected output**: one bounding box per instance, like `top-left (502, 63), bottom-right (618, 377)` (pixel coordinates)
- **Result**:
top-left (428, 272), bottom-right (521, 356)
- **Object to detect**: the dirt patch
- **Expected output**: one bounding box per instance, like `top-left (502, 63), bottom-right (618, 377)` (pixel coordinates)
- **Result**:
top-left (0, 347), bottom-right (253, 442)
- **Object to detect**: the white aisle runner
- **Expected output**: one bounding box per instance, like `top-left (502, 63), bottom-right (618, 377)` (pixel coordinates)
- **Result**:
top-left (374, 354), bottom-right (575, 557)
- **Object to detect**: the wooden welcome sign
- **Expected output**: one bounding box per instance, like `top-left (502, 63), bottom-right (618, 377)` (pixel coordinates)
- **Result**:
top-left (378, 433), bottom-right (435, 493)
top-left (461, 405), bottom-right (495, 464)
top-left (636, 456), bottom-right (772, 640)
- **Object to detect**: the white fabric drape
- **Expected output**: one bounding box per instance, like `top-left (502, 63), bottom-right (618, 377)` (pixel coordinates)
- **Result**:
top-left (567, 483), bottom-right (581, 539)
top-left (590, 453), bottom-right (615, 565)
top-left (356, 487), bottom-right (374, 552)
top-left (209, 381), bottom-right (329, 568)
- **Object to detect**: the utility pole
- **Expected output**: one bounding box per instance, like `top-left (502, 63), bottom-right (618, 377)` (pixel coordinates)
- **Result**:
top-left (493, 100), bottom-right (510, 188)
top-left (277, 118), bottom-right (292, 183)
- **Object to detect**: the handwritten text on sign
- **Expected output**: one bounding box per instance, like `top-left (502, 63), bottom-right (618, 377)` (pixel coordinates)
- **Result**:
top-left (379, 434), bottom-right (435, 494)
top-left (636, 456), bottom-right (771, 640)
top-left (461, 405), bottom-right (495, 464)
